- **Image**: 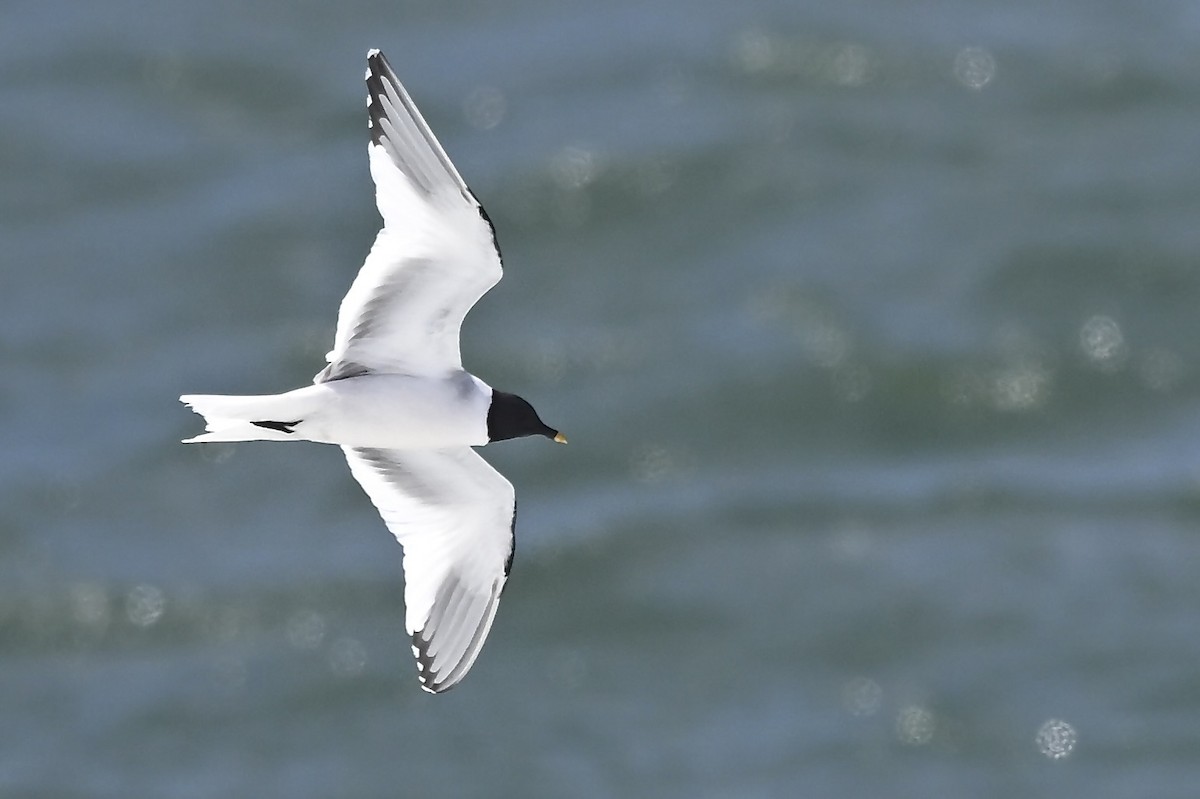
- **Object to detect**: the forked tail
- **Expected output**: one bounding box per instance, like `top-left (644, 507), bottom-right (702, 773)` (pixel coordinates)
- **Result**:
top-left (179, 393), bottom-right (305, 443)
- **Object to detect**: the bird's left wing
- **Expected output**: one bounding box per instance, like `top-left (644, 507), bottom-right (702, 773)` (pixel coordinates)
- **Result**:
top-left (317, 50), bottom-right (502, 383)
top-left (341, 445), bottom-right (516, 693)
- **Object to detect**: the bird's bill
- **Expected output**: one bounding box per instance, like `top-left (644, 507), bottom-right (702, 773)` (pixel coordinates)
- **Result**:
top-left (553, 432), bottom-right (568, 444)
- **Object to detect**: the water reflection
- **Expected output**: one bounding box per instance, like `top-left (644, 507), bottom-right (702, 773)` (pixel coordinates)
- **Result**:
top-left (1035, 718), bottom-right (1077, 759)
top-left (124, 584), bottom-right (166, 628)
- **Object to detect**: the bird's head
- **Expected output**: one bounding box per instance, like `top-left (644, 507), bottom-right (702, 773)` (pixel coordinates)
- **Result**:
top-left (487, 391), bottom-right (565, 444)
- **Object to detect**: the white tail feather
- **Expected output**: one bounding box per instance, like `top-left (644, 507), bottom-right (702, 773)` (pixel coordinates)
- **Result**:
top-left (180, 393), bottom-right (308, 443)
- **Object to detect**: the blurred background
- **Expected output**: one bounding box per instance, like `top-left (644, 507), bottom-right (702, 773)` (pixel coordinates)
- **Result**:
top-left (3, 0), bottom-right (1200, 795)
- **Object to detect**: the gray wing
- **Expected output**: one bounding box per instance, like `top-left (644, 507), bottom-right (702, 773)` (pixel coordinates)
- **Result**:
top-left (317, 50), bottom-right (503, 383)
top-left (341, 445), bottom-right (516, 693)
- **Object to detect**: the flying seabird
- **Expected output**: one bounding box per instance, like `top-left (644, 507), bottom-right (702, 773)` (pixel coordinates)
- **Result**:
top-left (181, 49), bottom-right (565, 693)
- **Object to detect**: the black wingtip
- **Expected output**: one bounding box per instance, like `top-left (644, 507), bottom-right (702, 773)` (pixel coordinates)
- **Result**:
top-left (366, 49), bottom-right (390, 74)
top-left (412, 631), bottom-right (454, 694)
top-left (365, 52), bottom-right (394, 148)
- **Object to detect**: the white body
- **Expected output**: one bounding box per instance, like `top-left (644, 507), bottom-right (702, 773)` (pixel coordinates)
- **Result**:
top-left (181, 372), bottom-right (491, 449)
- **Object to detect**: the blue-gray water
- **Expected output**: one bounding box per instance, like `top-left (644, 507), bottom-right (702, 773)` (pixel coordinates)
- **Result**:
top-left (4, 0), bottom-right (1200, 795)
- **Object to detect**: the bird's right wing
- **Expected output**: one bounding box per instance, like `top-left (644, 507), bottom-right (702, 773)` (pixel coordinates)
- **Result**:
top-left (316, 50), bottom-right (503, 383)
top-left (341, 445), bottom-right (516, 693)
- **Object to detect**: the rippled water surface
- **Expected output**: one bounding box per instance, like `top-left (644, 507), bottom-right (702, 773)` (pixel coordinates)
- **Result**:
top-left (4, 1), bottom-right (1200, 796)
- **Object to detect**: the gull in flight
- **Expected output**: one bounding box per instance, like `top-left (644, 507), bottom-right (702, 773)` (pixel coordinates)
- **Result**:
top-left (181, 49), bottom-right (565, 693)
